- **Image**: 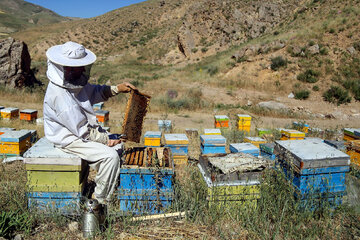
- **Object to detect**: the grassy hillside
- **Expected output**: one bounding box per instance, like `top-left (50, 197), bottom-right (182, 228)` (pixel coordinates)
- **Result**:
top-left (0, 0), bottom-right (69, 36)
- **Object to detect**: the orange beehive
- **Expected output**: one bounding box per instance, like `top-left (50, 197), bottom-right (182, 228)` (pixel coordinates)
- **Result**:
top-left (346, 140), bottom-right (360, 167)
top-left (95, 110), bottom-right (109, 123)
top-left (20, 109), bottom-right (38, 121)
top-left (214, 115), bottom-right (229, 128)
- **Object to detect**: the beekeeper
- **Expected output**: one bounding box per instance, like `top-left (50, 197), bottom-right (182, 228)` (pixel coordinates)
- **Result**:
top-left (43, 41), bottom-right (137, 205)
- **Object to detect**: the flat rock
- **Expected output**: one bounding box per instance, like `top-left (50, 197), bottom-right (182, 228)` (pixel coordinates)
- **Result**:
top-left (257, 101), bottom-right (289, 111)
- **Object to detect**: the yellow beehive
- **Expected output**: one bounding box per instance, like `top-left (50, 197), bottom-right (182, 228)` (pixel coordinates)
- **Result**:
top-left (144, 131), bottom-right (161, 147)
top-left (0, 130), bottom-right (31, 156)
top-left (346, 140), bottom-right (360, 167)
top-left (237, 114), bottom-right (251, 132)
top-left (1, 107), bottom-right (19, 120)
top-left (281, 129), bottom-right (305, 140)
top-left (244, 137), bottom-right (266, 148)
top-left (204, 129), bottom-right (221, 135)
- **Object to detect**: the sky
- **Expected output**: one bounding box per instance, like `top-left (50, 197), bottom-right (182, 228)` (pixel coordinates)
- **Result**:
top-left (25, 0), bottom-right (147, 18)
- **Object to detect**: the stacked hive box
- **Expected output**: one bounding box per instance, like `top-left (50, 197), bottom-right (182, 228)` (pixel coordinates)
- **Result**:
top-left (92, 102), bottom-right (104, 111)
top-left (275, 139), bottom-right (350, 210)
top-left (144, 131), bottom-right (161, 147)
top-left (164, 134), bottom-right (188, 165)
top-left (24, 138), bottom-right (87, 214)
top-left (293, 122), bottom-right (309, 133)
top-left (118, 147), bottom-right (174, 215)
top-left (244, 137), bottom-right (266, 147)
top-left (20, 109), bottom-right (38, 122)
top-left (259, 143), bottom-right (276, 160)
top-left (200, 135), bottom-right (226, 155)
top-left (280, 129), bottom-right (305, 140)
top-left (95, 110), bottom-right (109, 126)
top-left (204, 128), bottom-right (221, 135)
top-left (158, 120), bottom-right (172, 132)
top-left (256, 128), bottom-right (272, 137)
top-left (0, 107), bottom-right (19, 120)
top-left (345, 140), bottom-right (360, 167)
top-left (229, 143), bottom-right (259, 157)
top-left (214, 115), bottom-right (229, 128)
top-left (343, 128), bottom-right (360, 141)
top-left (198, 153), bottom-right (266, 208)
top-left (237, 114), bottom-right (251, 132)
top-left (0, 130), bottom-right (31, 156)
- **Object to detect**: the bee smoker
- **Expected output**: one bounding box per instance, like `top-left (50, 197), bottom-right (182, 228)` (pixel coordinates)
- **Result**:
top-left (82, 199), bottom-right (106, 238)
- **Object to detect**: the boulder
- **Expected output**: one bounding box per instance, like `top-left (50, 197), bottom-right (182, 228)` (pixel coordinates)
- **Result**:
top-left (308, 44), bottom-right (319, 55)
top-left (256, 101), bottom-right (289, 111)
top-left (0, 37), bottom-right (37, 88)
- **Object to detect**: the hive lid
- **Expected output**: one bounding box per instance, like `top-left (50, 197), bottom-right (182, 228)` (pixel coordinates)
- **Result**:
top-left (144, 131), bottom-right (161, 138)
top-left (95, 110), bottom-right (109, 115)
top-left (230, 143), bottom-right (258, 151)
top-left (1, 107), bottom-right (19, 113)
top-left (275, 139), bottom-right (350, 169)
top-left (204, 129), bottom-right (221, 135)
top-left (20, 109), bottom-right (37, 114)
top-left (0, 130), bottom-right (31, 142)
top-left (237, 114), bottom-right (251, 119)
top-left (0, 127), bottom-right (16, 132)
top-left (164, 134), bottom-right (188, 144)
top-left (245, 137), bottom-right (266, 142)
top-left (214, 115), bottom-right (229, 121)
top-left (293, 121), bottom-right (309, 127)
top-left (200, 135), bottom-right (226, 145)
top-left (158, 120), bottom-right (171, 125)
top-left (23, 137), bottom-right (81, 165)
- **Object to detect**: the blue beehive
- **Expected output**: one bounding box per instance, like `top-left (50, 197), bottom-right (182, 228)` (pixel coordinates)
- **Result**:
top-left (259, 143), bottom-right (276, 160)
top-left (92, 102), bottom-right (104, 110)
top-left (117, 166), bottom-right (174, 215)
top-left (200, 135), bottom-right (226, 155)
top-left (229, 143), bottom-right (259, 157)
top-left (164, 134), bottom-right (188, 156)
top-left (275, 139), bottom-right (350, 210)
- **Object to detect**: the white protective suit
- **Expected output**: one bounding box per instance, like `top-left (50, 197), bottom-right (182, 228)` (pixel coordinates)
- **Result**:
top-left (43, 60), bottom-right (122, 203)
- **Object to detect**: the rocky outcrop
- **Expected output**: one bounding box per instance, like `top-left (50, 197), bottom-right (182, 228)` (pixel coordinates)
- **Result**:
top-left (231, 40), bottom-right (286, 61)
top-left (0, 37), bottom-right (37, 88)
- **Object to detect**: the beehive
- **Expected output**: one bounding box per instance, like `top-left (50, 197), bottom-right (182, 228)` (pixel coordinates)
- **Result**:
top-left (280, 129), bottom-right (305, 140)
top-left (0, 127), bottom-right (15, 135)
top-left (345, 140), bottom-right (360, 167)
top-left (95, 110), bottom-right (109, 126)
top-left (0, 130), bottom-right (31, 156)
top-left (275, 139), bottom-right (350, 210)
top-left (293, 121), bottom-right (309, 133)
top-left (144, 131), bottom-right (161, 147)
top-left (343, 128), bottom-right (360, 141)
top-left (117, 153), bottom-right (174, 215)
top-left (158, 120), bottom-right (172, 132)
top-left (24, 138), bottom-right (87, 214)
top-left (20, 109), bottom-right (38, 121)
top-left (229, 143), bottom-right (259, 157)
top-left (237, 114), bottom-right (251, 132)
top-left (214, 115), bottom-right (229, 128)
top-left (198, 153), bottom-right (267, 208)
top-left (324, 140), bottom-right (346, 152)
top-left (200, 135), bottom-right (226, 155)
top-left (244, 137), bottom-right (266, 147)
top-left (204, 128), bottom-right (221, 135)
top-left (92, 102), bottom-right (104, 111)
top-left (0, 107), bottom-right (19, 120)
top-left (256, 128), bottom-right (272, 137)
top-left (164, 134), bottom-right (189, 158)
top-left (259, 143), bottom-right (276, 160)
top-left (21, 129), bottom-right (38, 144)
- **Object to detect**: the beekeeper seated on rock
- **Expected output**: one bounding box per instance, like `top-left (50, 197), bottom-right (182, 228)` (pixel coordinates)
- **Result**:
top-left (43, 41), bottom-right (137, 205)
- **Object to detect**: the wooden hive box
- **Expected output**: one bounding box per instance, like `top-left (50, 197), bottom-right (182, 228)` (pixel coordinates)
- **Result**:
top-left (214, 115), bottom-right (229, 128)
top-left (237, 114), bottom-right (251, 132)
top-left (144, 131), bottom-right (161, 147)
top-left (200, 135), bottom-right (226, 155)
top-left (198, 153), bottom-right (267, 208)
top-left (95, 110), bottom-right (109, 123)
top-left (280, 129), bottom-right (305, 140)
top-left (204, 128), bottom-right (221, 135)
top-left (259, 143), bottom-right (276, 160)
top-left (24, 138), bottom-right (87, 214)
top-left (343, 128), bottom-right (360, 141)
top-left (345, 140), bottom-right (360, 167)
top-left (1, 107), bottom-right (19, 120)
top-left (20, 109), bottom-right (38, 121)
top-left (164, 134), bottom-right (189, 156)
top-left (244, 137), bottom-right (266, 148)
top-left (0, 130), bottom-right (31, 156)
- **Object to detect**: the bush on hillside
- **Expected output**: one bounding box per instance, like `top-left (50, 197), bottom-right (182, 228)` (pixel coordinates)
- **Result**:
top-left (323, 85), bottom-right (351, 105)
top-left (343, 79), bottom-right (360, 101)
top-left (294, 89), bottom-right (310, 100)
top-left (297, 69), bottom-right (320, 83)
top-left (270, 56), bottom-right (288, 70)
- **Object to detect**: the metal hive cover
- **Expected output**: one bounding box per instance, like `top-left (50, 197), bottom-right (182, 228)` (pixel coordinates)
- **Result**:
top-left (230, 143), bottom-right (258, 151)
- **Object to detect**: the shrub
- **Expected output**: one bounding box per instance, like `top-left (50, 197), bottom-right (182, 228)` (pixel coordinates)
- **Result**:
top-left (312, 85), bottom-right (320, 91)
top-left (270, 56), bottom-right (287, 71)
top-left (353, 42), bottom-right (360, 51)
top-left (297, 69), bottom-right (320, 83)
top-left (323, 85), bottom-right (351, 105)
top-left (201, 47), bottom-right (208, 53)
top-left (294, 90), bottom-right (310, 100)
top-left (191, 48), bottom-right (198, 53)
top-left (343, 79), bottom-right (360, 101)
top-left (206, 66), bottom-right (218, 76)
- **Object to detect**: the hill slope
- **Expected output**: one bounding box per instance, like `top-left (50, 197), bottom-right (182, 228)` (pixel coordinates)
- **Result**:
top-left (0, 0), bottom-right (69, 36)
